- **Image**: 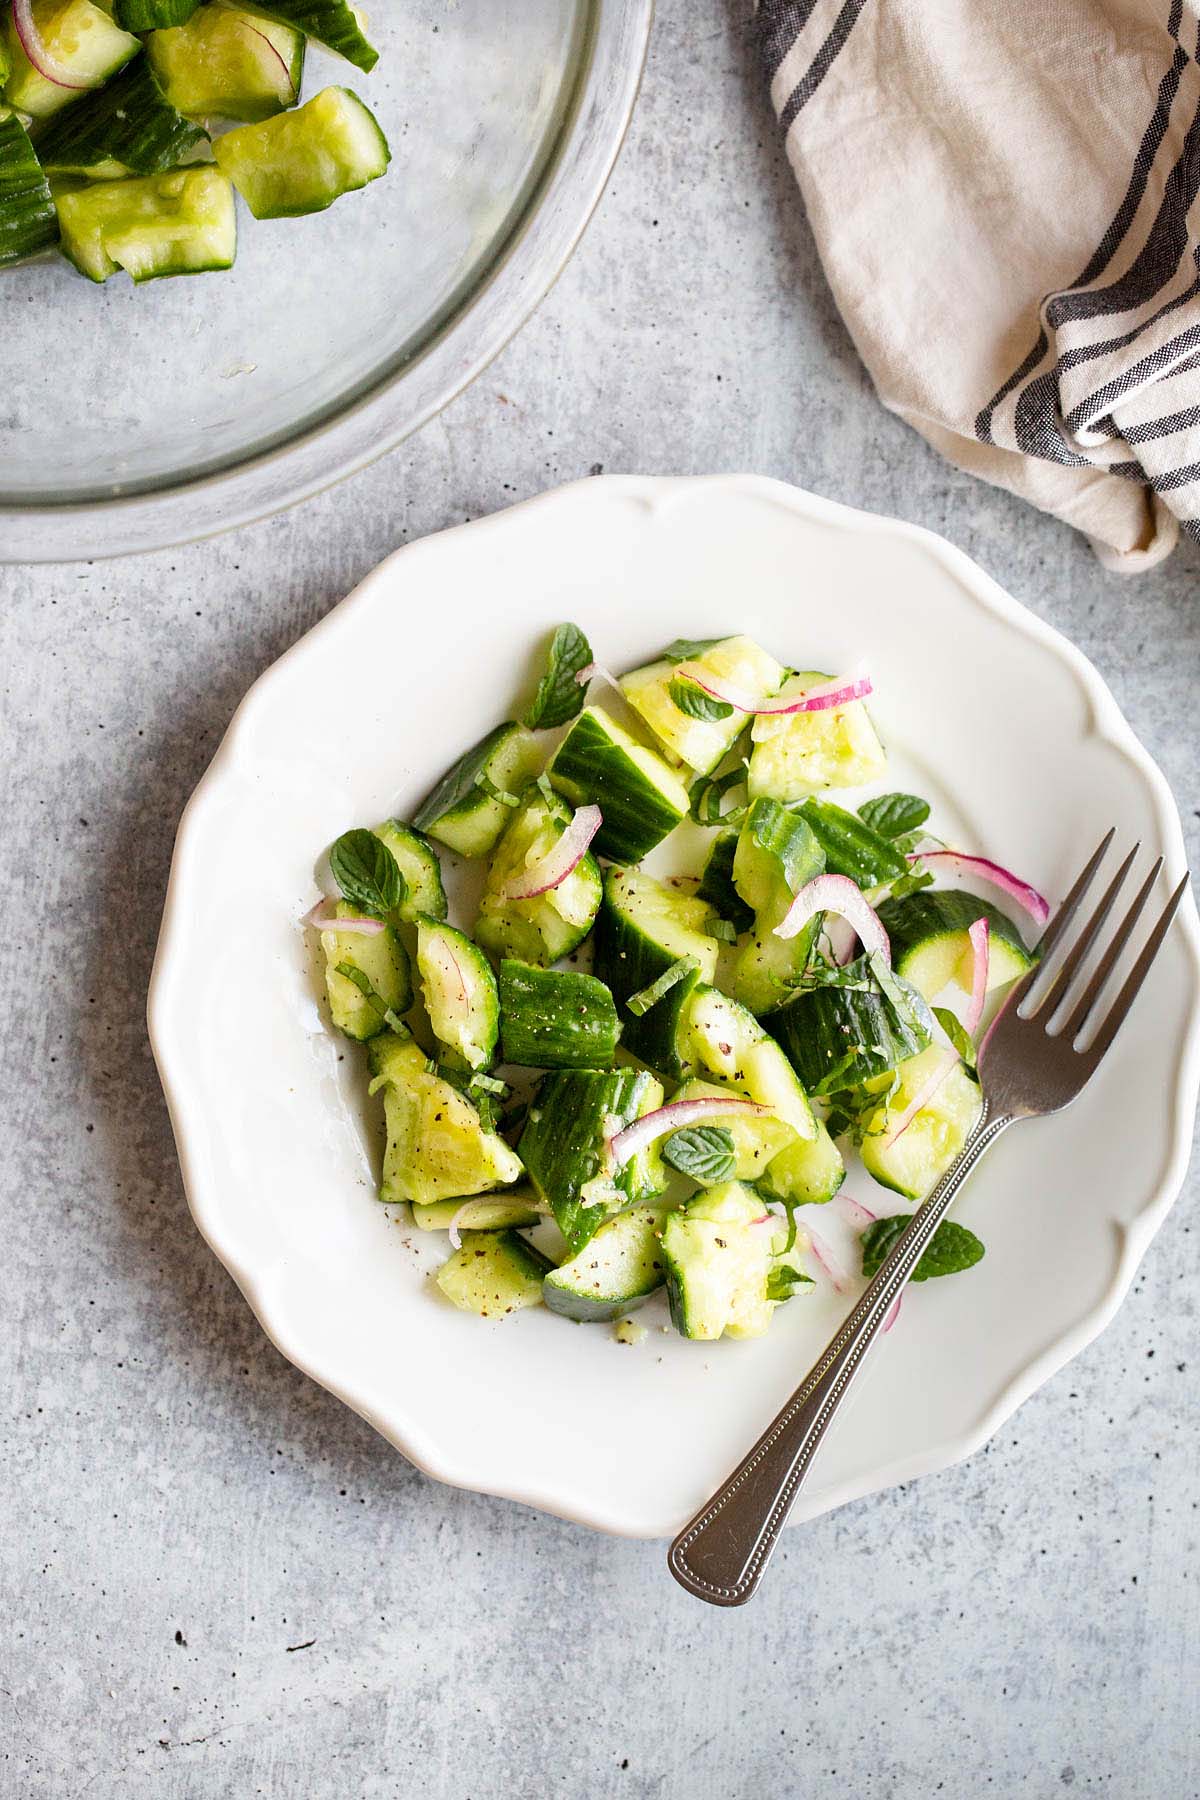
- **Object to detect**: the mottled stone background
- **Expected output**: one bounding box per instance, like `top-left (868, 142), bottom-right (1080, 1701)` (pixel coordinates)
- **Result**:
top-left (2, 5), bottom-right (1197, 1796)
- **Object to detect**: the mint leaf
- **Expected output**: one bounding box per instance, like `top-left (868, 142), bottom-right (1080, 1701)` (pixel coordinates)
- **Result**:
top-left (626, 955), bottom-right (699, 1017)
top-left (688, 766), bottom-right (745, 826)
top-left (887, 867), bottom-right (935, 900)
top-left (330, 830), bottom-right (406, 920)
top-left (933, 1006), bottom-right (978, 1072)
top-left (523, 622), bottom-right (593, 730)
top-left (703, 914), bottom-right (738, 945)
top-left (661, 1125), bottom-right (736, 1184)
top-left (475, 773), bottom-right (520, 808)
top-left (859, 793), bottom-right (930, 839)
top-left (860, 1215), bottom-right (985, 1281)
top-left (766, 1261), bottom-right (814, 1303)
top-left (661, 636), bottom-right (725, 664)
top-left (668, 677), bottom-right (734, 723)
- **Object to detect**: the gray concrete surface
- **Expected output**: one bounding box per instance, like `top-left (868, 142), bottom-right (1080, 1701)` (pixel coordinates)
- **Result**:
top-left (2, 5), bottom-right (1198, 1796)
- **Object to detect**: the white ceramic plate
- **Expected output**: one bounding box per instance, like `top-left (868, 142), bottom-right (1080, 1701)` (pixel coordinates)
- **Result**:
top-left (149, 475), bottom-right (1200, 1539)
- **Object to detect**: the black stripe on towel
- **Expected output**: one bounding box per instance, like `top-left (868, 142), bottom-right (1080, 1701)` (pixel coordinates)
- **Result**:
top-left (975, 2), bottom-right (1189, 442)
top-left (778, 0), bottom-right (869, 131)
top-left (1063, 318), bottom-right (1200, 432)
top-left (755, 0), bottom-right (823, 84)
top-left (1122, 401), bottom-right (1200, 442)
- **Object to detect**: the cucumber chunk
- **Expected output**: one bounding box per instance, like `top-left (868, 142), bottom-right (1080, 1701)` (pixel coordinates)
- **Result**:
top-left (413, 722), bottom-right (543, 860)
top-left (147, 6), bottom-right (304, 123)
top-left (543, 1206), bottom-right (667, 1323)
top-left (859, 1046), bottom-right (983, 1198)
top-left (766, 959), bottom-right (933, 1096)
top-left (379, 1066), bottom-right (523, 1208)
top-left (214, 85), bottom-right (389, 220)
top-left (415, 917), bottom-right (499, 1072)
top-left (36, 59), bottom-right (208, 178)
top-left (372, 822), bottom-right (447, 922)
top-left (115, 0), bottom-right (201, 27)
top-left (410, 1189), bottom-right (544, 1232)
top-left (875, 890), bottom-right (1036, 1002)
top-left (238, 0), bottom-right (378, 73)
top-left (748, 671), bottom-right (887, 800)
top-left (498, 960), bottom-right (620, 1069)
top-left (593, 865), bottom-right (719, 1074)
top-left (475, 787), bottom-right (602, 968)
top-left (0, 110), bottom-right (58, 268)
top-left (620, 634), bottom-right (785, 775)
top-left (549, 706), bottom-right (690, 863)
top-left (673, 1077), bottom-right (796, 1182)
top-left (757, 1113), bottom-right (846, 1206)
top-left (55, 165), bottom-right (236, 283)
top-left (4, 1), bottom-right (140, 120)
top-left (319, 901), bottom-right (411, 1041)
top-left (662, 1182), bottom-right (793, 1341)
top-left (519, 1067), bottom-right (667, 1254)
top-left (677, 985), bottom-right (816, 1141)
top-left (366, 1029), bottom-right (431, 1091)
top-left (435, 1230), bottom-right (552, 1318)
top-left (729, 798), bottom-right (826, 1015)
top-left (796, 797), bottom-right (908, 888)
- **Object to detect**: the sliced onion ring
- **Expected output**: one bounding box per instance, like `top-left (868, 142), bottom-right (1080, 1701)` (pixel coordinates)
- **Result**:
top-left (674, 664), bottom-right (872, 717)
top-left (606, 1096), bottom-right (773, 1168)
top-left (883, 1293), bottom-right (903, 1334)
top-left (575, 662), bottom-right (625, 703)
top-left (964, 917), bottom-right (991, 1036)
top-left (838, 1194), bottom-right (878, 1229)
top-left (908, 850), bottom-right (1049, 929)
top-left (775, 872), bottom-right (891, 960)
top-left (879, 1048), bottom-right (958, 1151)
top-left (822, 912), bottom-right (859, 967)
top-left (504, 803), bottom-right (602, 901)
top-left (806, 1226), bottom-right (851, 1294)
top-left (12, 0), bottom-right (101, 88)
top-left (302, 899), bottom-right (385, 936)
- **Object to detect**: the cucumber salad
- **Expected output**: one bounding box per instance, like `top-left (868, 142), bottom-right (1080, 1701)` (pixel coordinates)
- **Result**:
top-left (303, 627), bottom-right (1049, 1343)
top-left (0, 0), bottom-right (386, 283)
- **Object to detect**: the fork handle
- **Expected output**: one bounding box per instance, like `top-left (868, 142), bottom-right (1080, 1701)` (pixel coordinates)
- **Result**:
top-left (667, 1101), bottom-right (1015, 1606)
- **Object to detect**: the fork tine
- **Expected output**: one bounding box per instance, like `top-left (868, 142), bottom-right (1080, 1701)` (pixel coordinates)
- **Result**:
top-left (1060, 857), bottom-right (1161, 1040)
top-left (1081, 872), bottom-right (1190, 1065)
top-left (1033, 844), bottom-right (1140, 1021)
top-left (1033, 829), bottom-right (1116, 962)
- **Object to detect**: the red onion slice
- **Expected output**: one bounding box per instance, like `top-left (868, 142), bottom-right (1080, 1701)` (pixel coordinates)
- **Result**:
top-left (964, 917), bottom-right (990, 1036)
top-left (302, 899), bottom-right (385, 936)
top-left (838, 1194), bottom-right (878, 1229)
top-left (607, 1096), bottom-right (773, 1168)
top-left (674, 665), bottom-right (872, 717)
top-left (822, 912), bottom-right (859, 967)
top-left (13, 0), bottom-right (101, 88)
top-left (806, 1226), bottom-right (851, 1294)
top-left (775, 873), bottom-right (891, 960)
top-left (575, 662), bottom-right (625, 704)
top-left (503, 804), bottom-right (602, 901)
top-left (883, 1293), bottom-right (903, 1334)
top-left (241, 20), bottom-right (296, 97)
top-left (879, 1048), bottom-right (958, 1151)
top-left (909, 850), bottom-right (1049, 929)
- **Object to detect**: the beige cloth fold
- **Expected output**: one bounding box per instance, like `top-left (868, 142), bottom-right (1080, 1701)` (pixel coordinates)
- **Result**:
top-left (755, 0), bottom-right (1200, 568)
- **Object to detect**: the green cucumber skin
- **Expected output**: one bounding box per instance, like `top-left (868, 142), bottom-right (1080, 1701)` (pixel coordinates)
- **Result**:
top-left (0, 111), bottom-right (57, 267)
top-left (519, 1068), bottom-right (660, 1254)
top-left (876, 890), bottom-right (1034, 968)
top-left (542, 1207), bottom-right (666, 1323)
top-left (114, 0), bottom-right (200, 26)
top-left (240, 0), bottom-right (378, 71)
top-left (412, 722), bottom-right (530, 850)
top-left (696, 833), bottom-right (754, 935)
top-left (550, 711), bottom-right (685, 864)
top-left (36, 59), bottom-right (208, 177)
top-left (796, 798), bottom-right (908, 887)
top-left (767, 975), bottom-right (932, 1095)
top-left (736, 799), bottom-right (824, 910)
top-left (498, 961), bottom-right (620, 1069)
top-left (593, 881), bottom-right (702, 1076)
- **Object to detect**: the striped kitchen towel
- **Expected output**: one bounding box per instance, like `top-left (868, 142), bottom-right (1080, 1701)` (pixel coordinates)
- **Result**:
top-left (754, 0), bottom-right (1200, 569)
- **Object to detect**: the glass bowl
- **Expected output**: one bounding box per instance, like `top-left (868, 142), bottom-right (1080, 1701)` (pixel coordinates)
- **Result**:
top-left (0, 0), bottom-right (652, 561)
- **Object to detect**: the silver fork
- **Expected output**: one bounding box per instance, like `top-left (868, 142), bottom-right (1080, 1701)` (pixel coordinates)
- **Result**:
top-left (668, 832), bottom-right (1190, 1608)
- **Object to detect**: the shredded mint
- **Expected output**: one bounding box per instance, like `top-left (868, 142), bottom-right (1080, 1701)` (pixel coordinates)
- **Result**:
top-left (535, 771), bottom-right (557, 808)
top-left (333, 963), bottom-right (410, 1036)
top-left (933, 1006), bottom-right (978, 1072)
top-left (860, 1215), bottom-right (985, 1282)
top-left (766, 1262), bottom-right (814, 1303)
top-left (668, 677), bottom-right (734, 722)
top-left (626, 954), bottom-right (699, 1017)
top-left (661, 1125), bottom-right (736, 1184)
top-left (887, 866), bottom-right (936, 900)
top-left (858, 793), bottom-right (931, 839)
top-left (522, 622), bottom-right (593, 730)
top-left (329, 830), bottom-right (406, 921)
top-left (475, 773), bottom-right (520, 808)
top-left (704, 914), bottom-right (738, 944)
top-left (688, 766), bottom-right (745, 826)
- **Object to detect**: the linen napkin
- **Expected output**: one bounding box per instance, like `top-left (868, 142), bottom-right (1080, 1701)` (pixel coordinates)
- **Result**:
top-left (754, 0), bottom-right (1200, 569)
